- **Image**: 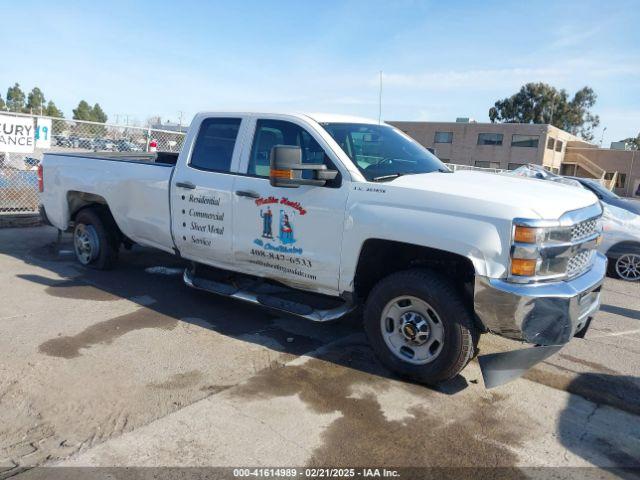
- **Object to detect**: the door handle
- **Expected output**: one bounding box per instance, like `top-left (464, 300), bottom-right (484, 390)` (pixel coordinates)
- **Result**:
top-left (176, 181), bottom-right (196, 189)
top-left (235, 190), bottom-right (260, 199)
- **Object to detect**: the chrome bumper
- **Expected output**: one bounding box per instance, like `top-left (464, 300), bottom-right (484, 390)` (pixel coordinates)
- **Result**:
top-left (474, 252), bottom-right (606, 346)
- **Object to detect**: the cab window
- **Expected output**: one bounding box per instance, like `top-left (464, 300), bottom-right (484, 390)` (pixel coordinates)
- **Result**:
top-left (190, 117), bottom-right (242, 172)
top-left (248, 119), bottom-right (331, 180)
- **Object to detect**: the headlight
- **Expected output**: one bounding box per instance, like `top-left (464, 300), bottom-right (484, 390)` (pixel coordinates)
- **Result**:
top-left (509, 216), bottom-right (602, 283)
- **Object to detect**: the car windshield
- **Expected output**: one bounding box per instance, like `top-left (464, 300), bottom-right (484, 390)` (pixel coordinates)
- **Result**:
top-left (320, 123), bottom-right (449, 181)
top-left (581, 178), bottom-right (620, 200)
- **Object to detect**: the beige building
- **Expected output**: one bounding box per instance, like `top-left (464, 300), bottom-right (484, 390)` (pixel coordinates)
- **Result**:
top-left (388, 120), bottom-right (640, 198)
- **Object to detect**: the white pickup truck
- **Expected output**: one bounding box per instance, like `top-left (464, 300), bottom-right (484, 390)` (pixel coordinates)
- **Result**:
top-left (39, 112), bottom-right (606, 386)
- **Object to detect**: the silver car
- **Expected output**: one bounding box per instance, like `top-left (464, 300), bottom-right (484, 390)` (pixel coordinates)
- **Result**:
top-left (600, 205), bottom-right (640, 281)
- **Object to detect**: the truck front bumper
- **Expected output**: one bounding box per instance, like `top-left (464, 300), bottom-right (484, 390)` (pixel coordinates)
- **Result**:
top-left (474, 252), bottom-right (606, 346)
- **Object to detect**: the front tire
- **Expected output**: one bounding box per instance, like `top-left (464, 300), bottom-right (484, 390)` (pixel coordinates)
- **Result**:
top-left (73, 208), bottom-right (119, 270)
top-left (364, 269), bottom-right (477, 385)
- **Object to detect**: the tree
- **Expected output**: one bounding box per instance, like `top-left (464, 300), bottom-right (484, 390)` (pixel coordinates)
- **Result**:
top-left (72, 100), bottom-right (108, 123)
top-left (45, 100), bottom-right (64, 118)
top-left (6, 83), bottom-right (26, 112)
top-left (73, 100), bottom-right (108, 136)
top-left (26, 87), bottom-right (46, 114)
top-left (489, 83), bottom-right (601, 141)
top-left (0, 94), bottom-right (5, 111)
top-left (617, 134), bottom-right (640, 150)
top-left (72, 100), bottom-right (94, 121)
top-left (92, 103), bottom-right (107, 123)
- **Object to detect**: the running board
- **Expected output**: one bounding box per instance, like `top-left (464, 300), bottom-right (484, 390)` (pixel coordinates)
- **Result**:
top-left (183, 266), bottom-right (355, 322)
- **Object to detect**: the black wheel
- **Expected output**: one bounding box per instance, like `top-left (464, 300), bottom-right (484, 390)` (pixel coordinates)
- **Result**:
top-left (73, 207), bottom-right (119, 270)
top-left (363, 269), bottom-right (477, 385)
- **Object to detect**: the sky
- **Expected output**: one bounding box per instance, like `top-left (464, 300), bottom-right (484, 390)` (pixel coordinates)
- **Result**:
top-left (2, 0), bottom-right (639, 145)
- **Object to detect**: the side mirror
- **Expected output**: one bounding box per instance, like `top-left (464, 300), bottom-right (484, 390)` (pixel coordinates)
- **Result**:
top-left (269, 145), bottom-right (338, 188)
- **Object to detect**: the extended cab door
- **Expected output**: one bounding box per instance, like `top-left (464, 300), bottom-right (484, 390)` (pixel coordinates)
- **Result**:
top-left (170, 116), bottom-right (246, 269)
top-left (232, 116), bottom-right (349, 295)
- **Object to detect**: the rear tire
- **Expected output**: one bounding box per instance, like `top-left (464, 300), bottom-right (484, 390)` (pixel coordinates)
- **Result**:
top-left (364, 269), bottom-right (477, 385)
top-left (73, 208), bottom-right (119, 270)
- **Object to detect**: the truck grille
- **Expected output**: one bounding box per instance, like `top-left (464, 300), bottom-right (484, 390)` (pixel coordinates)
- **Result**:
top-left (567, 249), bottom-right (595, 278)
top-left (566, 216), bottom-right (600, 278)
top-left (571, 218), bottom-right (598, 242)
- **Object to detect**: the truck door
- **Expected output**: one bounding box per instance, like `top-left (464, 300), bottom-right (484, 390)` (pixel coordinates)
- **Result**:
top-left (232, 117), bottom-right (349, 295)
top-left (170, 116), bottom-right (244, 269)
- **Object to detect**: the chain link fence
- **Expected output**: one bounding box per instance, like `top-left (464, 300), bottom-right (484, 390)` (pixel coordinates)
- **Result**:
top-left (447, 163), bottom-right (507, 174)
top-left (0, 112), bottom-right (186, 214)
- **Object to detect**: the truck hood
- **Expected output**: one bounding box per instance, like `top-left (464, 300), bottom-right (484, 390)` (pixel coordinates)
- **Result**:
top-left (388, 170), bottom-right (599, 219)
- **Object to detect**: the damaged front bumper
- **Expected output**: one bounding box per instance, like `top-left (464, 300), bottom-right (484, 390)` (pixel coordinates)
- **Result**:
top-left (474, 252), bottom-right (606, 346)
top-left (473, 252), bottom-right (606, 387)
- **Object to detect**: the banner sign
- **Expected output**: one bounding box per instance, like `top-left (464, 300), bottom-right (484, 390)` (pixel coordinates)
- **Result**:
top-left (35, 118), bottom-right (52, 149)
top-left (0, 115), bottom-right (35, 153)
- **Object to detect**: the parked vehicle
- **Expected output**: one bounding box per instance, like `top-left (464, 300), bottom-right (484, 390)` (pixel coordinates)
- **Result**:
top-left (568, 176), bottom-right (640, 215)
top-left (115, 139), bottom-right (143, 152)
top-left (68, 136), bottom-right (93, 149)
top-left (68, 136), bottom-right (80, 148)
top-left (39, 112), bottom-right (606, 386)
top-left (24, 157), bottom-right (40, 170)
top-left (92, 138), bottom-right (116, 151)
top-left (600, 205), bottom-right (640, 282)
top-left (53, 135), bottom-right (72, 148)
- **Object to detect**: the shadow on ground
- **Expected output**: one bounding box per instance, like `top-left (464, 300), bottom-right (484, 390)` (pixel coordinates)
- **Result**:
top-left (5, 228), bottom-right (471, 395)
top-left (599, 303), bottom-right (640, 322)
top-left (558, 373), bottom-right (640, 475)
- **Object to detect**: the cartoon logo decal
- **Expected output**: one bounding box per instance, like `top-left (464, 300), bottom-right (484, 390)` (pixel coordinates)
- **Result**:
top-left (253, 196), bottom-right (304, 254)
top-left (278, 210), bottom-right (295, 244)
top-left (260, 207), bottom-right (274, 239)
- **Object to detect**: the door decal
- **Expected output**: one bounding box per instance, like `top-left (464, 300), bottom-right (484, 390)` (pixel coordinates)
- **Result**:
top-left (250, 195), bottom-right (314, 280)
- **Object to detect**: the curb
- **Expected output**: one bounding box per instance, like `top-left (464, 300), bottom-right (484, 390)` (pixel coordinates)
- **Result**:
top-left (0, 213), bottom-right (42, 228)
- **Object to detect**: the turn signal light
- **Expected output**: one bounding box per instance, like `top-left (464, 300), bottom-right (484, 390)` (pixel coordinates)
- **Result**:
top-left (514, 226), bottom-right (538, 243)
top-left (270, 169), bottom-right (292, 179)
top-left (511, 258), bottom-right (537, 276)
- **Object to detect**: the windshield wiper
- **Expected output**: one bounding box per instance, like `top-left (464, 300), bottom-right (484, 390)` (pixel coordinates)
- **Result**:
top-left (372, 169), bottom-right (449, 181)
top-left (371, 173), bottom-right (404, 182)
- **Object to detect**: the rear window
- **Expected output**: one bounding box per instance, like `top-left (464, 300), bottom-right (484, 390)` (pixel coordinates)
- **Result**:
top-left (190, 118), bottom-right (242, 172)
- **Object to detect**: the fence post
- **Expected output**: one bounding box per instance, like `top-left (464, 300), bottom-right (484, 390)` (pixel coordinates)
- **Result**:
top-left (146, 127), bottom-right (152, 153)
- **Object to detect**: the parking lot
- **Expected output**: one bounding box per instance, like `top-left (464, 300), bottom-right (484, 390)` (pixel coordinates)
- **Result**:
top-left (0, 225), bottom-right (639, 476)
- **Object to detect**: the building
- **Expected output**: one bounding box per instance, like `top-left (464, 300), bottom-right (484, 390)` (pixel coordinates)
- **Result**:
top-left (388, 119), bottom-right (640, 198)
top-left (150, 121), bottom-right (189, 133)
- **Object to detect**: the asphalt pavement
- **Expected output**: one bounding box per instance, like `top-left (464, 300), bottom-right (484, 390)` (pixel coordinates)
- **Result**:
top-left (0, 226), bottom-right (638, 477)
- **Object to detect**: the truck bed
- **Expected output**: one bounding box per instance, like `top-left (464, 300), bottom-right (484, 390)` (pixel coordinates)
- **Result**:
top-left (40, 152), bottom-right (177, 253)
top-left (46, 151), bottom-right (179, 166)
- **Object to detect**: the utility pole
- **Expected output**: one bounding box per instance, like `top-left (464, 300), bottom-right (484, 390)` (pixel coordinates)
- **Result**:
top-left (378, 71), bottom-right (383, 124)
top-left (178, 111), bottom-right (184, 131)
top-left (629, 149), bottom-right (636, 197)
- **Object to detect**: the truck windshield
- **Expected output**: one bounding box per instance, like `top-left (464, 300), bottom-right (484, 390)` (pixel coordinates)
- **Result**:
top-left (321, 123), bottom-right (449, 181)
